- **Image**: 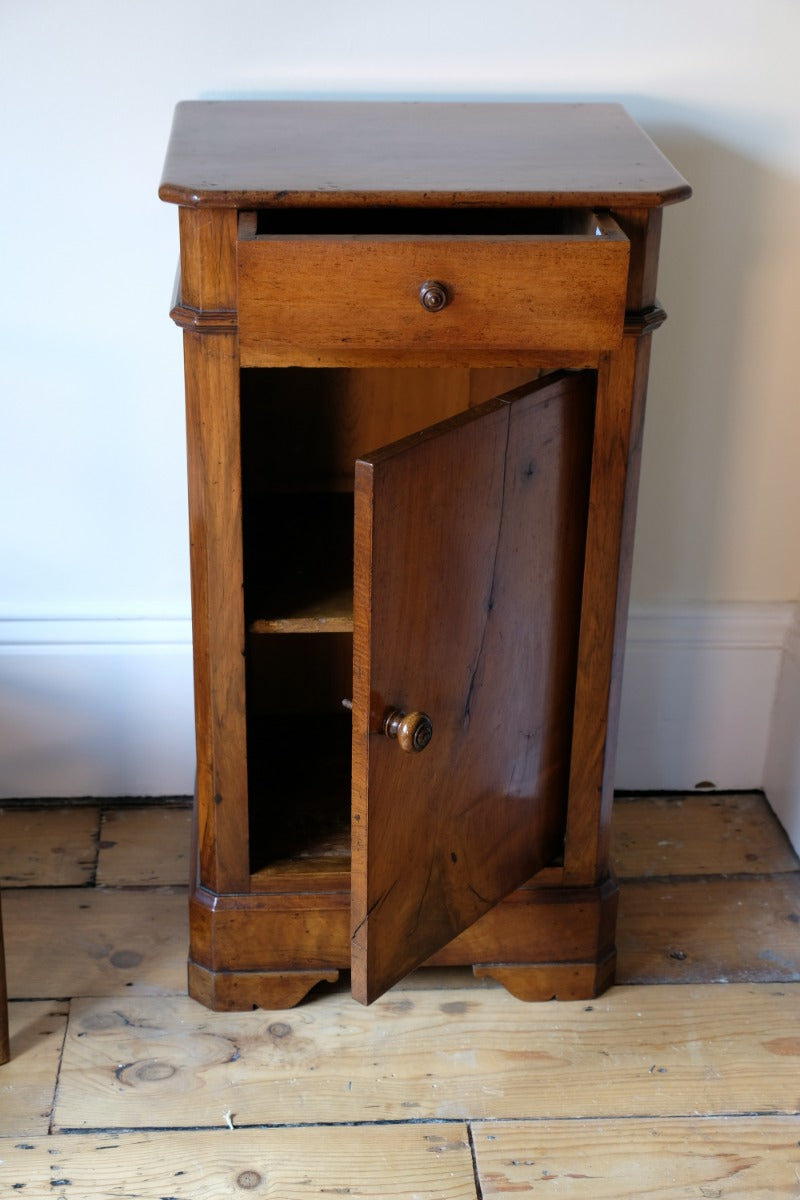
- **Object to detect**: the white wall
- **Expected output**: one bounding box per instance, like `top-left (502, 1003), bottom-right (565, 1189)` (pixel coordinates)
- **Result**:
top-left (2, 2), bottom-right (799, 826)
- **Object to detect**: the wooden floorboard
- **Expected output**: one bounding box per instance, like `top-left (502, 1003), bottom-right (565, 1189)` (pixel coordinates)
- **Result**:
top-left (1, 1002), bottom-right (68, 1136)
top-left (611, 792), bottom-right (799, 878)
top-left (617, 875), bottom-right (800, 983)
top-left (472, 1117), bottom-right (800, 1198)
top-left (0, 1125), bottom-right (478, 1199)
top-left (0, 804), bottom-right (100, 887)
top-left (52, 984), bottom-right (800, 1129)
top-left (1, 791), bottom-right (799, 1200)
top-left (3, 886), bottom-right (188, 999)
top-left (96, 805), bottom-right (192, 887)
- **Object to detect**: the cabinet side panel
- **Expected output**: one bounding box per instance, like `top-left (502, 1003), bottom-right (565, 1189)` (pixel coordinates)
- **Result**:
top-left (179, 207), bottom-right (249, 893)
top-left (184, 331), bottom-right (249, 891)
top-left (564, 339), bottom-right (646, 883)
top-left (563, 208), bottom-right (666, 883)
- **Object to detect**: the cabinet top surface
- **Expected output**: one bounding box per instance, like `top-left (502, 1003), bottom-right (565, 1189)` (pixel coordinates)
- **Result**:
top-left (159, 101), bottom-right (690, 209)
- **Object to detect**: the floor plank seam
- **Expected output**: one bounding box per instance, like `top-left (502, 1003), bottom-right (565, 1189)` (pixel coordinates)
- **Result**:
top-left (617, 870), bottom-right (800, 884)
top-left (613, 789), bottom-right (770, 799)
top-left (2, 883), bottom-right (190, 893)
top-left (47, 1001), bottom-right (72, 1137)
top-left (464, 1109), bottom-right (800, 1122)
top-left (0, 797), bottom-right (193, 809)
top-left (620, 976), bottom-right (800, 987)
top-left (466, 1122), bottom-right (485, 1200)
top-left (88, 806), bottom-right (101, 888)
top-left (47, 1108), bottom-right (800, 1139)
top-left (52, 1117), bottom-right (475, 1136)
top-left (7, 995), bottom-right (74, 1003)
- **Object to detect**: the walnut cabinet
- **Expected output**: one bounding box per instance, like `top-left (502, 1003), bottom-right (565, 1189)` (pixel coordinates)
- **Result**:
top-left (160, 101), bottom-right (690, 1009)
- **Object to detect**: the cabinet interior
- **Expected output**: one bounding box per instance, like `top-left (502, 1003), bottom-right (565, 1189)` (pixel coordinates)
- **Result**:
top-left (241, 364), bottom-right (552, 886)
top-left (251, 207), bottom-right (604, 237)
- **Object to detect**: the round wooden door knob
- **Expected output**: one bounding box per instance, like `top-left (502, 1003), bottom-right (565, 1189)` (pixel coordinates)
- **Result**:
top-left (383, 709), bottom-right (434, 753)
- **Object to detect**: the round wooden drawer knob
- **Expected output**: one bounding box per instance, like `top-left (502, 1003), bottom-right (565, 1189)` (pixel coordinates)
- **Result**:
top-left (383, 709), bottom-right (434, 753)
top-left (419, 280), bottom-right (449, 312)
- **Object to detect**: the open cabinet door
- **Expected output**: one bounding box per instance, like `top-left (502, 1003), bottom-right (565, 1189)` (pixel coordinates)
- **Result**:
top-left (351, 370), bottom-right (596, 1004)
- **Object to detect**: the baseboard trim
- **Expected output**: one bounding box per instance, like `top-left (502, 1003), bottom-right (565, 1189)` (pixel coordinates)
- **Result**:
top-left (0, 616), bottom-right (195, 799)
top-left (623, 603), bottom-right (795, 650)
top-left (617, 602), bottom-right (795, 795)
top-left (0, 615), bottom-right (192, 652)
top-left (1, 607), bottom-right (797, 837)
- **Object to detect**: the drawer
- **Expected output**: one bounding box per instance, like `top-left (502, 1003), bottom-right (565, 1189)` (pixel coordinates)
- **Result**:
top-left (236, 211), bottom-right (629, 364)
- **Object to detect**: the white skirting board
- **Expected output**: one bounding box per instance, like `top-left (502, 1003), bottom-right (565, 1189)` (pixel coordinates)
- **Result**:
top-left (617, 603), bottom-right (795, 788)
top-left (616, 602), bottom-right (800, 851)
top-left (0, 619), bottom-right (195, 799)
top-left (1, 607), bottom-right (799, 852)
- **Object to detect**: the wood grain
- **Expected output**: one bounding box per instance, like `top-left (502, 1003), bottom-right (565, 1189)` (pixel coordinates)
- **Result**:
top-left (0, 1002), bottom-right (67, 1134)
top-left (3, 888), bottom-right (187, 999)
top-left (473, 957), bottom-right (615, 1001)
top-left (4, 798), bottom-right (800, 1199)
top-left (612, 792), bottom-right (800, 878)
top-left (186, 875), bottom-right (617, 992)
top-left (249, 592), bottom-right (354, 633)
top-left (160, 101), bottom-right (690, 1006)
top-left (188, 963), bottom-right (340, 1012)
top-left (239, 365), bottom-right (544, 625)
top-left (160, 101), bottom-right (691, 209)
top-left (0, 1126), bottom-right (477, 1199)
top-left (351, 372), bottom-right (594, 1002)
top-left (617, 875), bottom-right (800, 984)
top-left (178, 206), bottom-right (238, 311)
top-left (237, 226), bottom-right (629, 363)
top-left (615, 206), bottom-right (664, 310)
top-left (178, 205), bottom-right (251, 896)
top-left (184, 326), bottom-right (249, 893)
top-left (53, 984), bottom-right (800, 1130)
top-left (96, 806), bottom-right (192, 886)
top-left (240, 366), bottom-right (474, 493)
top-left (0, 805), bottom-right (99, 887)
top-left (472, 1117), bottom-right (800, 1198)
top-left (238, 345), bottom-right (601, 370)
top-left (564, 335), bottom-right (647, 884)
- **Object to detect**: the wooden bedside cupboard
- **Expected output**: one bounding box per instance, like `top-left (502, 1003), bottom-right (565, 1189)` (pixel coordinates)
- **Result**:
top-left (159, 101), bottom-right (690, 1009)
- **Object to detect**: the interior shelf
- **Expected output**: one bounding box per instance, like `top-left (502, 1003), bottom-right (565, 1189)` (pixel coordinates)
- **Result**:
top-left (247, 712), bottom-right (352, 887)
top-left (244, 492), bottom-right (354, 634)
top-left (249, 588), bottom-right (353, 634)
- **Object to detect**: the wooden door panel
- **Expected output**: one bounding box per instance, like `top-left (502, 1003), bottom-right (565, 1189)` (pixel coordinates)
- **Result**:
top-left (351, 370), bottom-right (595, 1003)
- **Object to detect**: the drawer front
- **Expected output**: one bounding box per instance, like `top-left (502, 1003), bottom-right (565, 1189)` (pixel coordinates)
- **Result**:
top-left (237, 215), bottom-right (629, 363)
